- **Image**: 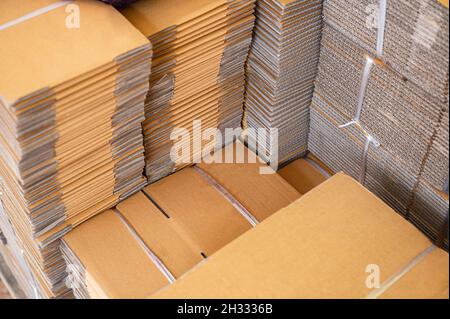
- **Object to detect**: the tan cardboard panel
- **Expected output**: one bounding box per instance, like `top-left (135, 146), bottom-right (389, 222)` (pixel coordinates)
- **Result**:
top-left (153, 173), bottom-right (443, 299)
top-left (64, 210), bottom-right (169, 299)
top-left (198, 142), bottom-right (301, 221)
top-left (144, 167), bottom-right (252, 256)
top-left (278, 158), bottom-right (328, 194)
top-left (379, 248), bottom-right (449, 299)
top-left (121, 0), bottom-right (228, 37)
top-left (117, 191), bottom-right (203, 278)
top-left (0, 0), bottom-right (149, 104)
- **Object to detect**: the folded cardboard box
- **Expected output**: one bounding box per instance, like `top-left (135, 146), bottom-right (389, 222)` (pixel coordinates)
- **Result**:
top-left (323, 0), bottom-right (449, 99)
top-left (154, 173), bottom-right (449, 299)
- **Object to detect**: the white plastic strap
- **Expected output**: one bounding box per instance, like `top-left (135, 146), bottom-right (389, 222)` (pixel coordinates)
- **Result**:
top-left (359, 134), bottom-right (380, 184)
top-left (339, 57), bottom-right (375, 129)
top-left (365, 245), bottom-right (436, 299)
top-left (304, 157), bottom-right (332, 179)
top-left (376, 0), bottom-right (388, 57)
top-left (0, 1), bottom-right (70, 31)
top-left (194, 166), bottom-right (259, 227)
top-left (114, 209), bottom-right (176, 284)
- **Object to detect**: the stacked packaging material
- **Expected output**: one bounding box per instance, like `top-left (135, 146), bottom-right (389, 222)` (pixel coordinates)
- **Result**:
top-left (243, 0), bottom-right (323, 164)
top-left (323, 0), bottom-right (449, 98)
top-left (308, 0), bottom-right (449, 246)
top-left (0, 0), bottom-right (151, 298)
top-left (121, 0), bottom-right (256, 182)
top-left (60, 142), bottom-right (301, 299)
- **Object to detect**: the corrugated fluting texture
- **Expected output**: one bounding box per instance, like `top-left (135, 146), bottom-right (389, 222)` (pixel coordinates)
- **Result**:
top-left (243, 0), bottom-right (323, 164)
top-left (309, 0), bottom-right (449, 249)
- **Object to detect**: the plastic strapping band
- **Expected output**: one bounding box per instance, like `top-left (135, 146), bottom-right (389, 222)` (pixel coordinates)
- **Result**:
top-left (377, 0), bottom-right (388, 57)
top-left (113, 209), bottom-right (176, 284)
top-left (365, 244), bottom-right (436, 299)
top-left (359, 134), bottom-right (380, 184)
top-left (194, 166), bottom-right (259, 227)
top-left (304, 157), bottom-right (332, 179)
top-left (0, 1), bottom-right (71, 31)
top-left (339, 57), bottom-right (375, 129)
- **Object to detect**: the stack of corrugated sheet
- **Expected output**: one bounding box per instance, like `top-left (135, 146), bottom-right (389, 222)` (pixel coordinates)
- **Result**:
top-left (121, 0), bottom-right (256, 182)
top-left (323, 0), bottom-right (449, 98)
top-left (308, 0), bottom-right (449, 246)
top-left (243, 0), bottom-right (323, 164)
top-left (0, 0), bottom-right (151, 298)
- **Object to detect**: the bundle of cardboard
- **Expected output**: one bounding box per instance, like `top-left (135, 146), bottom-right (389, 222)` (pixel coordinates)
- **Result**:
top-left (308, 0), bottom-right (449, 247)
top-left (0, 0), bottom-right (151, 298)
top-left (61, 142), bottom-right (302, 298)
top-left (323, 0), bottom-right (449, 98)
top-left (243, 0), bottom-right (323, 165)
top-left (121, 0), bottom-right (256, 182)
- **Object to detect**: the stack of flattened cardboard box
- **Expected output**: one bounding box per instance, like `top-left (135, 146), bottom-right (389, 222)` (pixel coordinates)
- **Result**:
top-left (308, 0), bottom-right (449, 247)
top-left (61, 143), bottom-right (302, 298)
top-left (121, 0), bottom-right (256, 183)
top-left (243, 0), bottom-right (323, 165)
top-left (0, 0), bottom-right (151, 298)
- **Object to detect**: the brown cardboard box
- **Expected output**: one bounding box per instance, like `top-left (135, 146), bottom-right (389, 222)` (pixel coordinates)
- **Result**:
top-left (153, 173), bottom-right (449, 299)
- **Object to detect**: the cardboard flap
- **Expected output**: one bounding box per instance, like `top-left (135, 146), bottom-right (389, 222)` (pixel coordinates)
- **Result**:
top-left (153, 173), bottom-right (446, 299)
top-left (0, 0), bottom-right (149, 103)
top-left (278, 158), bottom-right (329, 194)
top-left (379, 248), bottom-right (449, 299)
top-left (63, 210), bottom-right (169, 299)
top-left (198, 142), bottom-right (301, 221)
top-left (144, 167), bottom-right (252, 256)
top-left (120, 0), bottom-right (228, 37)
top-left (117, 191), bottom-right (203, 278)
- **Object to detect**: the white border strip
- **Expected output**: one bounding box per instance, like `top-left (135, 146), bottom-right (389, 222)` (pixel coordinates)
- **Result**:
top-left (0, 1), bottom-right (70, 31)
top-left (194, 166), bottom-right (259, 228)
top-left (113, 209), bottom-right (176, 284)
top-left (365, 245), bottom-right (436, 299)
